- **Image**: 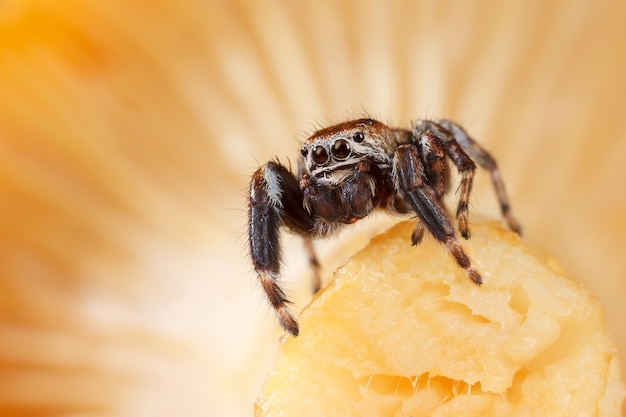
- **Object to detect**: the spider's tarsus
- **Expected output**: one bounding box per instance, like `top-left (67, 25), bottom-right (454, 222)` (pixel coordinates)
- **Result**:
top-left (507, 214), bottom-right (523, 236)
top-left (257, 270), bottom-right (300, 336)
top-left (278, 308), bottom-right (299, 337)
top-left (459, 218), bottom-right (471, 240)
top-left (443, 236), bottom-right (484, 285)
top-left (467, 267), bottom-right (483, 285)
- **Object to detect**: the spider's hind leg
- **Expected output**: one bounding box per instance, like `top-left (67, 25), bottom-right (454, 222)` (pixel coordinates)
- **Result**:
top-left (439, 120), bottom-right (522, 235)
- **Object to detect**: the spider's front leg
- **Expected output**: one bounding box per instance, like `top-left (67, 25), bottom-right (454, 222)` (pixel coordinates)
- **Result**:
top-left (410, 131), bottom-right (446, 245)
top-left (393, 144), bottom-right (482, 285)
top-left (415, 120), bottom-right (477, 239)
top-left (248, 161), bottom-right (316, 336)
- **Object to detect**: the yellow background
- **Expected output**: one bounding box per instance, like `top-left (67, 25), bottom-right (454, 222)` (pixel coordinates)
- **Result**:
top-left (1, 1), bottom-right (625, 416)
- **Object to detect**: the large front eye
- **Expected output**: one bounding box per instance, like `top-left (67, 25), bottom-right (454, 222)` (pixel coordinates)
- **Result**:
top-left (312, 145), bottom-right (329, 164)
top-left (331, 139), bottom-right (351, 160)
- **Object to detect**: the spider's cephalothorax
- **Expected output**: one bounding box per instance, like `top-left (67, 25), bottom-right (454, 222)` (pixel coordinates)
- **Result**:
top-left (248, 118), bottom-right (521, 336)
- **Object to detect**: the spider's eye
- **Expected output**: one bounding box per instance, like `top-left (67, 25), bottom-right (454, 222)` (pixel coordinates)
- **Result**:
top-left (300, 146), bottom-right (308, 157)
top-left (353, 132), bottom-right (365, 143)
top-left (312, 145), bottom-right (329, 164)
top-left (331, 139), bottom-right (351, 160)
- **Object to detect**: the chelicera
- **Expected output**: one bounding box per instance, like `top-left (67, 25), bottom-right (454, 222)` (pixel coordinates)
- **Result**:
top-left (248, 118), bottom-right (521, 336)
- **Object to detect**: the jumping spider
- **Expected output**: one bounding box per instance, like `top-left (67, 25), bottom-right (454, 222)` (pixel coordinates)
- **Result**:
top-left (248, 118), bottom-right (520, 336)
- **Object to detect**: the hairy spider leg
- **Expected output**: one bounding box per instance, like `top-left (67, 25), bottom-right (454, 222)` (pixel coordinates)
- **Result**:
top-left (416, 131), bottom-right (447, 199)
top-left (248, 161), bottom-right (316, 336)
top-left (441, 139), bottom-right (477, 239)
top-left (438, 120), bottom-right (522, 235)
top-left (411, 131), bottom-right (446, 245)
top-left (393, 144), bottom-right (482, 285)
top-left (415, 120), bottom-right (478, 239)
top-left (408, 131), bottom-right (447, 245)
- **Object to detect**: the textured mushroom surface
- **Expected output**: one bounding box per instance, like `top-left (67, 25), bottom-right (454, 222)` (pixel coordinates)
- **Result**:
top-left (256, 221), bottom-right (624, 417)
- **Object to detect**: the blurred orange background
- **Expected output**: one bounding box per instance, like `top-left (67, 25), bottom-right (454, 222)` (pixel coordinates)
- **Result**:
top-left (1, 1), bottom-right (624, 416)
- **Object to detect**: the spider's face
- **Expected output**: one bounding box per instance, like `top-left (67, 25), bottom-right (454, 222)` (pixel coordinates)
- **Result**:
top-left (299, 118), bottom-right (390, 182)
